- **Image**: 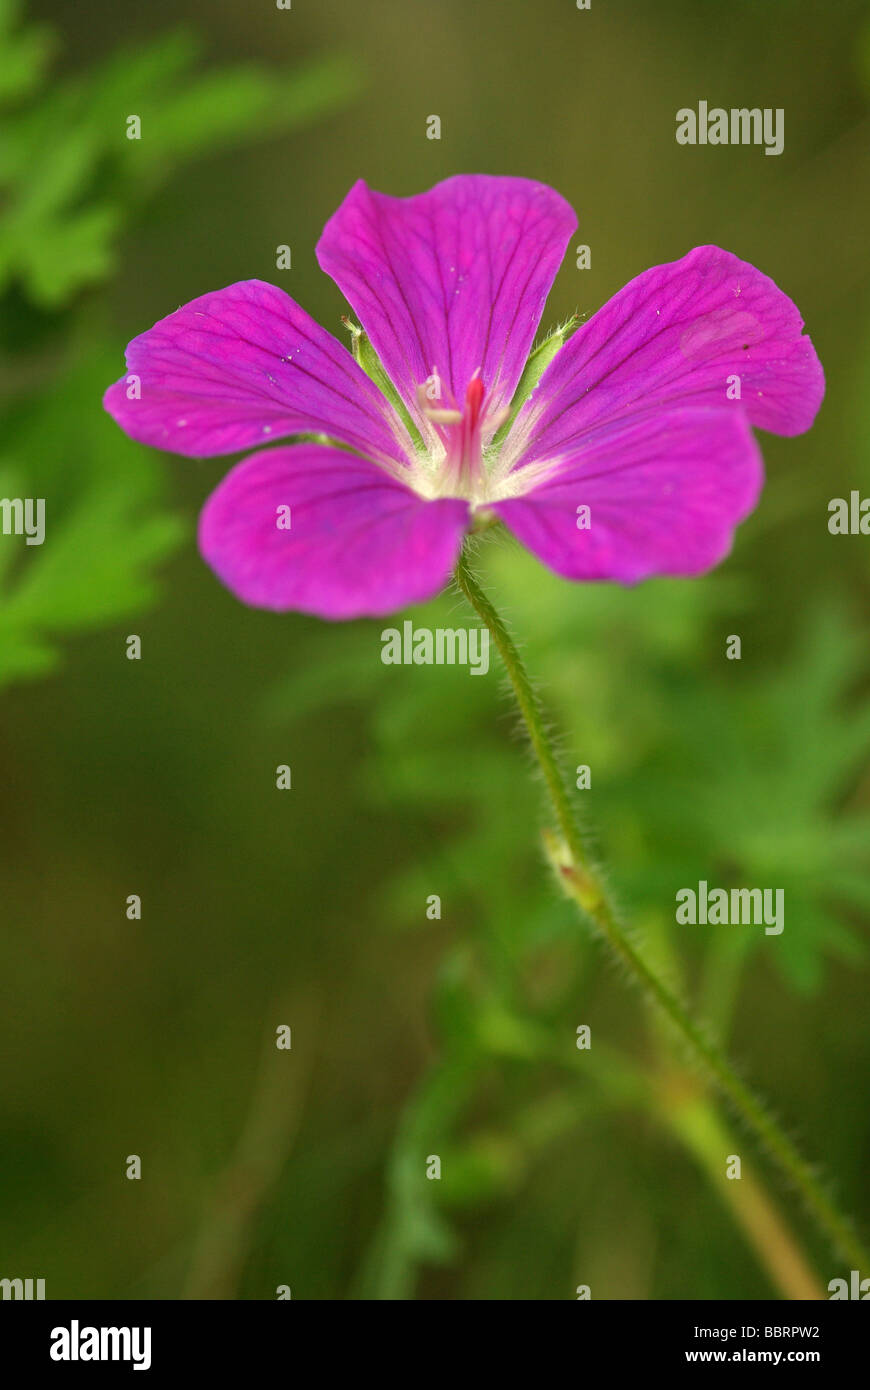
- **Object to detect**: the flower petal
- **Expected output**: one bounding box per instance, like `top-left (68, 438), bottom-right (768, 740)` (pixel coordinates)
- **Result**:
top-left (501, 246), bottom-right (824, 472)
top-left (103, 279), bottom-right (412, 467)
top-left (316, 175), bottom-right (577, 432)
top-left (490, 407), bottom-right (763, 583)
top-left (198, 444), bottom-right (469, 619)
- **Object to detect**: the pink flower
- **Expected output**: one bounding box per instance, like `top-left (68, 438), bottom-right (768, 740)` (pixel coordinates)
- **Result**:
top-left (103, 175), bottom-right (824, 619)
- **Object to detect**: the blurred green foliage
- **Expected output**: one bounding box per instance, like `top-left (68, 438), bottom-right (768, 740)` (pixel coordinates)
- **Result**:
top-left (1, 0), bottom-right (868, 1303)
top-left (0, 0), bottom-right (358, 306)
top-left (0, 0), bottom-right (359, 684)
top-left (264, 555), bottom-right (870, 1295)
top-left (0, 354), bottom-right (183, 683)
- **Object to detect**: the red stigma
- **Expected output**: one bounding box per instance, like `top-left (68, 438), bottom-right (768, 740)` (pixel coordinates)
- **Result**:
top-left (465, 375), bottom-right (485, 428)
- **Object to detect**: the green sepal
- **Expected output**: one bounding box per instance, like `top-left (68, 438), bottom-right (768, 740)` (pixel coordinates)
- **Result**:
top-left (490, 315), bottom-right (580, 450)
top-left (343, 317), bottom-right (426, 455)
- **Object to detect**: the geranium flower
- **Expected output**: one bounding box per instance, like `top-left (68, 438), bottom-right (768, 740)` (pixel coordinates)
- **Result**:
top-left (103, 175), bottom-right (823, 619)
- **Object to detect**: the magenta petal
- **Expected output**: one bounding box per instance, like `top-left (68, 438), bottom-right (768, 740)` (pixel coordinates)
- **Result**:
top-left (491, 407), bottom-right (763, 583)
top-left (503, 246), bottom-right (824, 471)
top-left (316, 175), bottom-right (577, 427)
top-left (198, 444), bottom-right (469, 619)
top-left (103, 279), bottom-right (411, 466)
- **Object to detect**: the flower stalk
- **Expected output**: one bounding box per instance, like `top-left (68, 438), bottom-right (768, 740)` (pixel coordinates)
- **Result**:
top-left (453, 542), bottom-right (869, 1277)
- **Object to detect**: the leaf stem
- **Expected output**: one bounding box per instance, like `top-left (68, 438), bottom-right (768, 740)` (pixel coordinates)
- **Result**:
top-left (453, 544), bottom-right (869, 1276)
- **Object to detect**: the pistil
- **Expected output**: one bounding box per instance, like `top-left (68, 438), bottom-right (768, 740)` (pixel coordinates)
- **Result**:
top-left (418, 371), bottom-right (505, 501)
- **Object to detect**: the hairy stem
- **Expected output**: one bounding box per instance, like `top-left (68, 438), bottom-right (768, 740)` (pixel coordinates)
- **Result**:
top-left (453, 544), bottom-right (868, 1277)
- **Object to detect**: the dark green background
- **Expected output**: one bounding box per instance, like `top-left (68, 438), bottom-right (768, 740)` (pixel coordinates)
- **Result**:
top-left (2, 0), bottom-right (869, 1299)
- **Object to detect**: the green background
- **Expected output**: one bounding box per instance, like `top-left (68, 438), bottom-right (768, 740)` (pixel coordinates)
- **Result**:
top-left (1, 0), bottom-right (869, 1299)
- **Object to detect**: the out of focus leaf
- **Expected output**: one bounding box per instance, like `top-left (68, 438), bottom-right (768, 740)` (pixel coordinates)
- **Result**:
top-left (0, 0), bottom-right (53, 104)
top-left (0, 11), bottom-right (361, 306)
top-left (0, 5), bottom-right (362, 682)
top-left (0, 352), bottom-right (184, 686)
top-left (622, 603), bottom-right (870, 992)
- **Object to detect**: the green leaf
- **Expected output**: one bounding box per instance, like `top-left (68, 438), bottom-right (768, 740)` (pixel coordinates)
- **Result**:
top-left (0, 352), bottom-right (184, 689)
top-left (0, 0), bottom-right (54, 105)
top-left (0, 10), bottom-right (363, 307)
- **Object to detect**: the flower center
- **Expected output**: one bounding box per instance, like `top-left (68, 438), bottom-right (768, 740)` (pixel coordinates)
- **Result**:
top-left (417, 371), bottom-right (507, 503)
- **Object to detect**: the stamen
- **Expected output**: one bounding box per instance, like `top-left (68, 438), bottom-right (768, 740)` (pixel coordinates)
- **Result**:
top-left (424, 407), bottom-right (463, 425)
top-left (411, 368), bottom-right (508, 502)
